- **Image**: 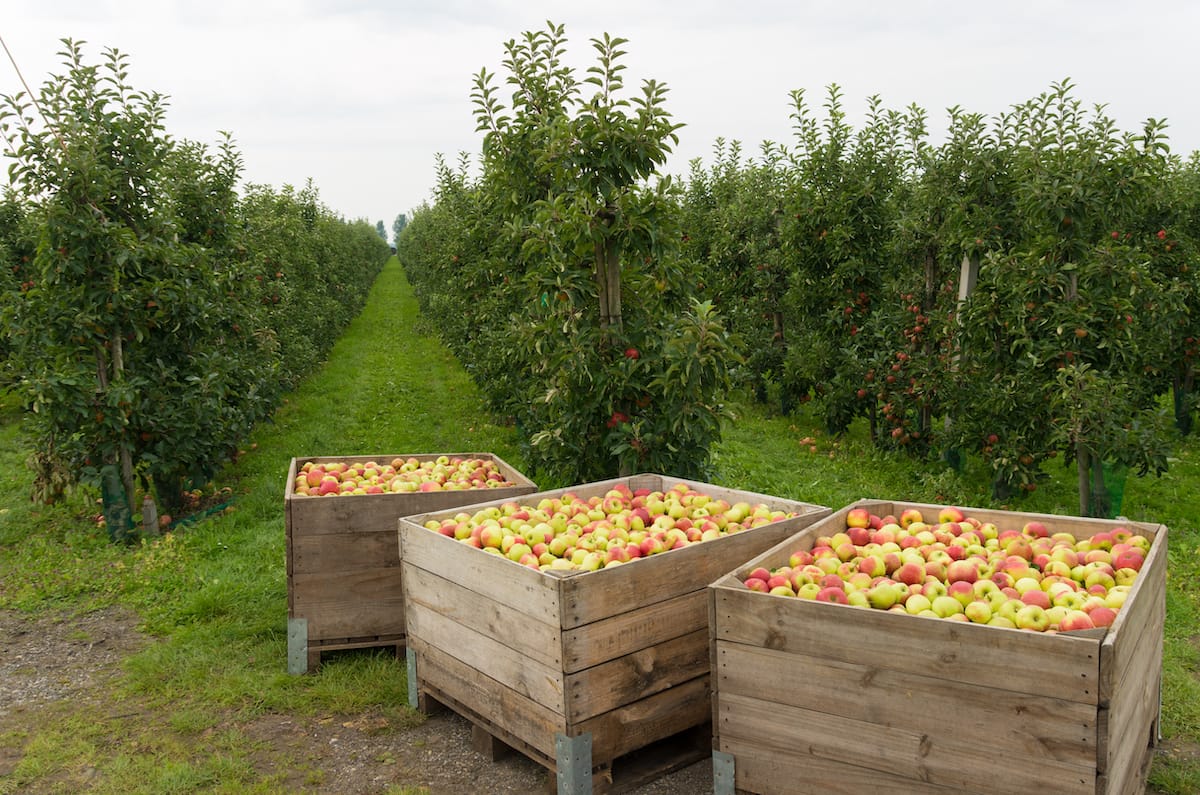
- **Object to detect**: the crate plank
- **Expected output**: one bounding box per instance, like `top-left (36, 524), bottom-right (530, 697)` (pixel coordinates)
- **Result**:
top-left (562, 590), bottom-right (707, 674)
top-left (402, 562), bottom-right (563, 668)
top-left (1100, 591), bottom-right (1164, 781)
top-left (399, 523), bottom-right (563, 626)
top-left (711, 585), bottom-right (1100, 703)
top-left (1099, 526), bottom-right (1168, 704)
top-left (564, 630), bottom-right (710, 724)
top-left (406, 598), bottom-right (566, 715)
top-left (290, 528), bottom-right (401, 575)
top-left (577, 676), bottom-right (712, 763)
top-left (719, 736), bottom-right (973, 795)
top-left (715, 642), bottom-right (1098, 768)
top-left (290, 568), bottom-right (405, 639)
top-left (413, 639), bottom-right (562, 764)
top-left (719, 690), bottom-right (1095, 795)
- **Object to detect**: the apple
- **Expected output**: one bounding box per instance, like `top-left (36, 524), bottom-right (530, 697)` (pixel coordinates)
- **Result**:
top-left (964, 600), bottom-right (993, 624)
top-left (904, 594), bottom-right (932, 615)
top-left (947, 580), bottom-right (976, 607)
top-left (898, 508), bottom-right (925, 529)
top-left (894, 561), bottom-right (924, 586)
top-left (1058, 610), bottom-right (1096, 632)
top-left (938, 506), bottom-right (966, 524)
top-left (866, 584), bottom-right (899, 610)
top-left (1019, 589), bottom-right (1051, 610)
top-left (946, 559), bottom-right (979, 584)
top-left (1022, 521), bottom-right (1049, 538)
top-left (931, 595), bottom-right (964, 618)
top-left (816, 586), bottom-right (850, 604)
top-left (1015, 605), bottom-right (1050, 631)
top-left (794, 582), bottom-right (821, 599)
top-left (1111, 547), bottom-right (1144, 572)
top-left (846, 507), bottom-right (872, 528)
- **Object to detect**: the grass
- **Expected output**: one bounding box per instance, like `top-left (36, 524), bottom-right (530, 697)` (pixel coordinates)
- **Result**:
top-left (0, 255), bottom-right (1198, 792)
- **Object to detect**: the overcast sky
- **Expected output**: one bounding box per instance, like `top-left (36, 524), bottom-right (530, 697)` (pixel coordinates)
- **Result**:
top-left (3, 1), bottom-right (1197, 239)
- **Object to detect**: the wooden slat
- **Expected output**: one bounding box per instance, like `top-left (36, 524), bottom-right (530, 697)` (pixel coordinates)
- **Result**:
top-left (412, 638), bottom-right (563, 762)
top-left (406, 598), bottom-right (566, 715)
top-left (715, 642), bottom-right (1098, 769)
top-left (403, 562), bottom-right (562, 668)
top-left (290, 528), bottom-right (400, 574)
top-left (562, 590), bottom-right (707, 673)
top-left (1099, 591), bottom-right (1164, 786)
top-left (1098, 525), bottom-right (1168, 703)
top-left (399, 522), bottom-right (563, 626)
top-left (719, 736), bottom-right (971, 795)
top-left (719, 691), bottom-right (1094, 795)
top-left (290, 568), bottom-right (404, 640)
top-left (710, 585), bottom-right (1101, 703)
top-left (575, 675), bottom-right (712, 763)
top-left (565, 630), bottom-right (710, 724)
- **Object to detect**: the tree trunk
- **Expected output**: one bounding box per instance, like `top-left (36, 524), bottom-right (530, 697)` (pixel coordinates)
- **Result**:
top-left (594, 236), bottom-right (623, 336)
top-left (1090, 455), bottom-right (1110, 518)
top-left (1174, 367), bottom-right (1195, 436)
top-left (1076, 441), bottom-right (1091, 518)
top-left (109, 330), bottom-right (138, 510)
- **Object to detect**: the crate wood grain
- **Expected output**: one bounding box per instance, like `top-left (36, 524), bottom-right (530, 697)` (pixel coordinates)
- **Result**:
top-left (400, 474), bottom-right (830, 794)
top-left (708, 499), bottom-right (1166, 795)
top-left (284, 452), bottom-right (536, 672)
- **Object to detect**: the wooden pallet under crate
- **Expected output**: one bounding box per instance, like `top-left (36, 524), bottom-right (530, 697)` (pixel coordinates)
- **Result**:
top-left (708, 499), bottom-right (1167, 795)
top-left (284, 452), bottom-right (536, 673)
top-left (399, 473), bottom-right (830, 794)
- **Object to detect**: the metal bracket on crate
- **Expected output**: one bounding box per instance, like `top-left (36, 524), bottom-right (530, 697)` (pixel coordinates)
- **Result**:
top-left (555, 732), bottom-right (593, 795)
top-left (406, 647), bottom-right (419, 709)
top-left (286, 618), bottom-right (308, 675)
top-left (712, 750), bottom-right (736, 795)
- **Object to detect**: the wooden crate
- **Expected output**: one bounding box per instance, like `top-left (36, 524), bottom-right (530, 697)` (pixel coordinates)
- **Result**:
top-left (708, 499), bottom-right (1167, 795)
top-left (284, 452), bottom-right (536, 673)
top-left (399, 474), bottom-right (830, 794)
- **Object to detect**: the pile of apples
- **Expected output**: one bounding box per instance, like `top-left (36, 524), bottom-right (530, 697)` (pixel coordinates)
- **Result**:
top-left (742, 505), bottom-right (1150, 633)
top-left (423, 482), bottom-right (795, 572)
top-left (293, 456), bottom-right (516, 497)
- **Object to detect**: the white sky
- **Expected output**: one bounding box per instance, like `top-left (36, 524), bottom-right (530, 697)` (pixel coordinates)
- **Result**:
top-left (3, 1), bottom-right (1197, 238)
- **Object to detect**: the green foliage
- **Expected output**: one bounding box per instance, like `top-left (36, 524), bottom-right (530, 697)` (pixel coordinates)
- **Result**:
top-left (677, 78), bottom-right (1199, 516)
top-left (401, 22), bottom-right (736, 484)
top-left (0, 41), bottom-right (390, 520)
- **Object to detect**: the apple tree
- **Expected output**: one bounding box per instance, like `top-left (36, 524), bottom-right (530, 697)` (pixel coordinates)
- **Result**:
top-left (458, 24), bottom-right (739, 482)
top-left (0, 41), bottom-right (278, 527)
top-left (777, 86), bottom-right (912, 435)
top-left (680, 139), bottom-right (795, 410)
top-left (943, 82), bottom-right (1180, 511)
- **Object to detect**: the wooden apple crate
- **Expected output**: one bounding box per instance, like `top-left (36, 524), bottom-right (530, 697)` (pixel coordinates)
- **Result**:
top-left (284, 452), bottom-right (536, 673)
top-left (398, 474), bottom-right (830, 794)
top-left (708, 499), bottom-right (1167, 795)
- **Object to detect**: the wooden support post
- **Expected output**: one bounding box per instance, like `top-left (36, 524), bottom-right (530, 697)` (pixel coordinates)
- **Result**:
top-left (556, 732), bottom-right (593, 795)
top-left (712, 750), bottom-right (736, 795)
top-left (406, 646), bottom-right (419, 709)
top-left (287, 617), bottom-right (309, 675)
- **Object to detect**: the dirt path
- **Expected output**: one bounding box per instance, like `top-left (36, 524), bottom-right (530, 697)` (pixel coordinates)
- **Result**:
top-left (0, 609), bottom-right (710, 793)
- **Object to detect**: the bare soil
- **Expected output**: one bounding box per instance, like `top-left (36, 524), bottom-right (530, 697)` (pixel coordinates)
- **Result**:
top-left (0, 609), bottom-right (710, 794)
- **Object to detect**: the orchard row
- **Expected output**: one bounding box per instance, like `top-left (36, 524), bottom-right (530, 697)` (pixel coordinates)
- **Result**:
top-left (400, 21), bottom-right (1199, 515)
top-left (0, 43), bottom-right (392, 530)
